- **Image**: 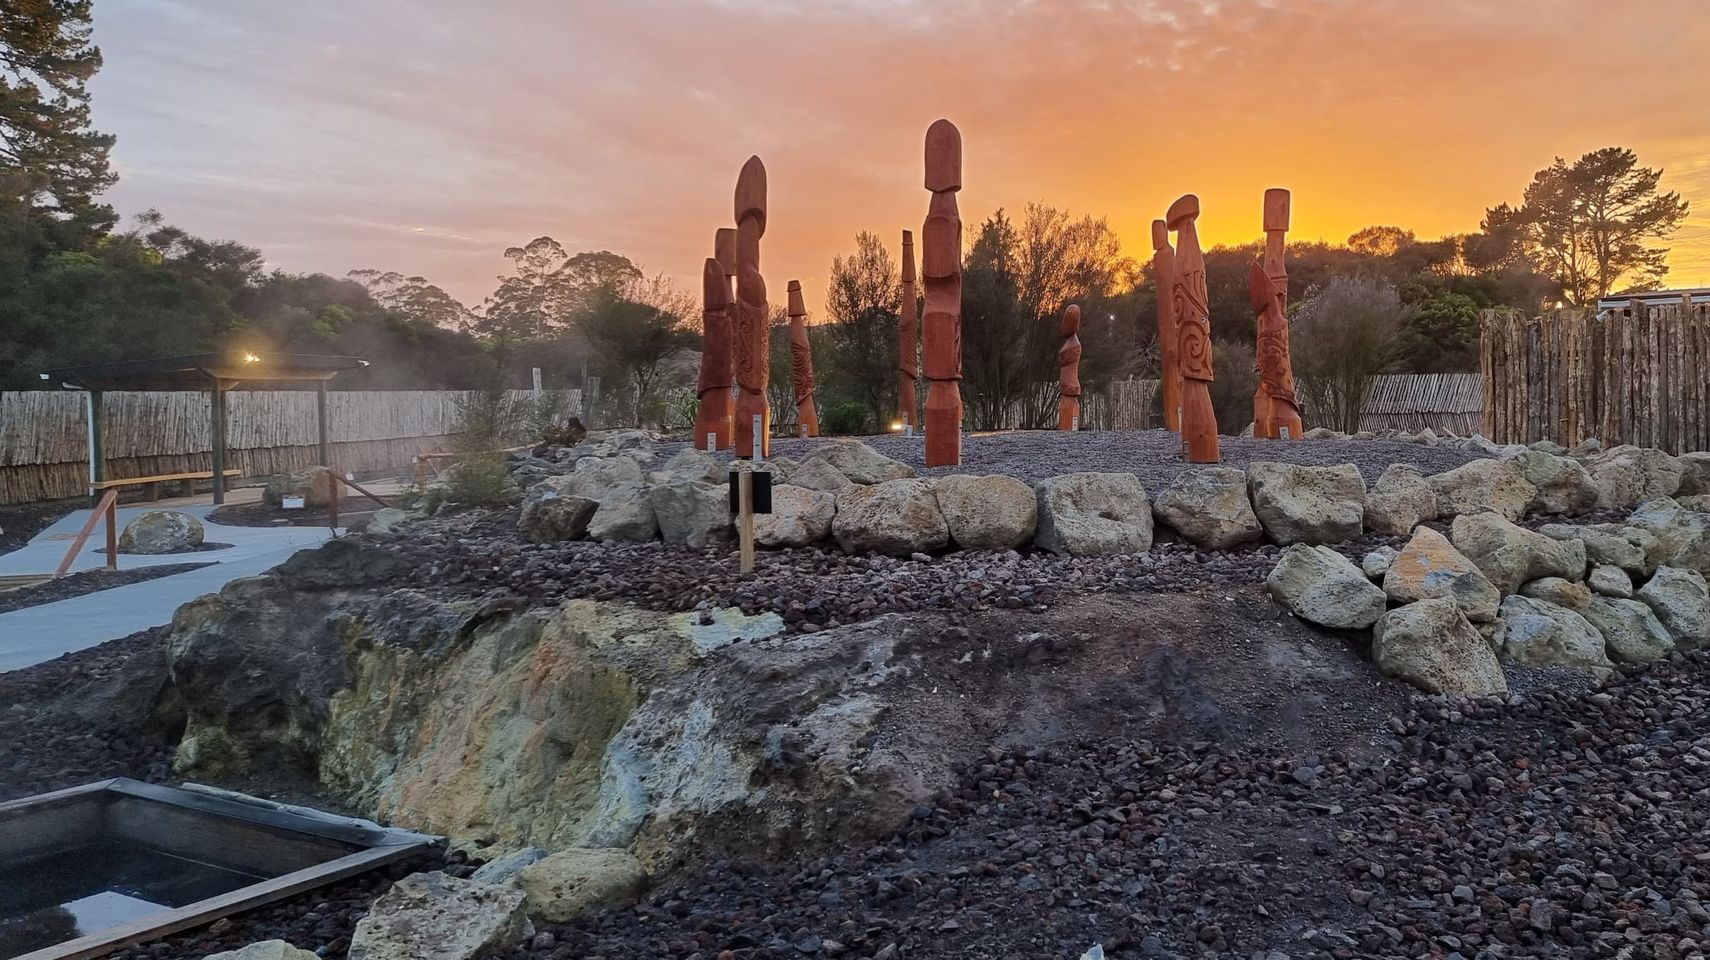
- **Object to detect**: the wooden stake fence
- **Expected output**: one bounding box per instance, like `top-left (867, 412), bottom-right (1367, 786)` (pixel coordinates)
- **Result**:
top-left (1481, 302), bottom-right (1710, 454)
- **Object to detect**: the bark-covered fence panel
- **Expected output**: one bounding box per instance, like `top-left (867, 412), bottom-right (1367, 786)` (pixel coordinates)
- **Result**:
top-left (1481, 302), bottom-right (1710, 453)
top-left (0, 389), bottom-right (580, 504)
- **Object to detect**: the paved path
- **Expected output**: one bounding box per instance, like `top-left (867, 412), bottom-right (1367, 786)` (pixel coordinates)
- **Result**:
top-left (0, 505), bottom-right (334, 672)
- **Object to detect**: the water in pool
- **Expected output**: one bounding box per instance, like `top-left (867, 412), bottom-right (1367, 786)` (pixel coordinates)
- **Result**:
top-left (0, 839), bottom-right (267, 958)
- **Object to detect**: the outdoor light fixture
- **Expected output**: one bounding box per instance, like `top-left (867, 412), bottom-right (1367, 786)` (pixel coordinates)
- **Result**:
top-left (242, 352), bottom-right (261, 364)
top-left (889, 420), bottom-right (904, 432)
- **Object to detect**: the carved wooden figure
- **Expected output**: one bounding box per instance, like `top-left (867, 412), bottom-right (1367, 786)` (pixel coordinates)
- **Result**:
top-left (787, 280), bottom-right (819, 437)
top-left (1058, 304), bottom-right (1082, 430)
top-left (1166, 194), bottom-right (1220, 463)
top-left (898, 229), bottom-right (919, 432)
top-left (1248, 263), bottom-right (1304, 440)
top-left (921, 119), bottom-right (963, 467)
top-left (732, 156), bottom-right (770, 458)
top-left (1253, 188), bottom-right (1303, 440)
top-left (695, 256), bottom-right (734, 450)
top-left (1151, 219), bottom-right (1182, 432)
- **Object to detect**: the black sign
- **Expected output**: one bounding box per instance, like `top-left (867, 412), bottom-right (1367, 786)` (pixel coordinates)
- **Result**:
top-left (728, 470), bottom-right (773, 514)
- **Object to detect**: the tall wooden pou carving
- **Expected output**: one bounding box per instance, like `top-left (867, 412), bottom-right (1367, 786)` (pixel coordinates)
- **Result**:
top-left (1166, 194), bottom-right (1220, 463)
top-left (898, 229), bottom-right (919, 433)
top-left (922, 119), bottom-right (963, 467)
top-left (1058, 304), bottom-right (1082, 430)
top-left (787, 280), bottom-right (819, 437)
top-left (733, 156), bottom-right (770, 459)
top-left (695, 254), bottom-right (734, 450)
top-left (1252, 188), bottom-right (1303, 440)
top-left (1151, 219), bottom-right (1182, 432)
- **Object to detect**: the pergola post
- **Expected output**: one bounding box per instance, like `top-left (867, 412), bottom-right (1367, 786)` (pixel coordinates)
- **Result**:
top-left (210, 378), bottom-right (228, 505)
top-left (87, 389), bottom-right (106, 501)
top-left (316, 380), bottom-right (330, 468)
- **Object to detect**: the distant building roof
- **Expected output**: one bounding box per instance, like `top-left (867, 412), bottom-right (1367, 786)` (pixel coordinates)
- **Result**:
top-left (1597, 288), bottom-right (1710, 313)
top-left (41, 352), bottom-right (369, 392)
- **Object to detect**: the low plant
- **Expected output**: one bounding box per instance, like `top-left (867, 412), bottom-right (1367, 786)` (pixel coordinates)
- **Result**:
top-left (821, 401), bottom-right (871, 436)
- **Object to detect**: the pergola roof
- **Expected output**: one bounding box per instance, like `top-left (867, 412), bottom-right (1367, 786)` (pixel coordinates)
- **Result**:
top-left (41, 352), bottom-right (369, 392)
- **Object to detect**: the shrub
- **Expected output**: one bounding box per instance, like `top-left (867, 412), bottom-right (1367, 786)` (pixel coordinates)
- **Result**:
top-left (1293, 276), bottom-right (1407, 434)
top-left (1206, 339), bottom-right (1257, 436)
top-left (821, 401), bottom-right (872, 436)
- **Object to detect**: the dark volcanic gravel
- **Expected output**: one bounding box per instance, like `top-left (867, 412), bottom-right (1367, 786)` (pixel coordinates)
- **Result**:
top-left (0, 563), bottom-right (212, 614)
top-left (388, 521), bottom-right (1290, 632)
top-left (0, 500), bottom-right (78, 556)
top-left (662, 429), bottom-right (1488, 489)
top-left (503, 652), bottom-right (1710, 960)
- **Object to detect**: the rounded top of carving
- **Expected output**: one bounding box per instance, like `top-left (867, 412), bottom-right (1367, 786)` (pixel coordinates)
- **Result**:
top-left (734, 156), bottom-right (767, 234)
top-left (1247, 262), bottom-right (1278, 312)
top-left (703, 258), bottom-right (728, 305)
top-left (1264, 188), bottom-right (1291, 232)
top-left (1151, 218), bottom-right (1170, 251)
top-left (1061, 304), bottom-right (1081, 336)
top-left (715, 228), bottom-right (737, 273)
top-left (924, 119), bottom-right (962, 193)
top-left (787, 280), bottom-right (806, 316)
top-left (1166, 194), bottom-right (1200, 229)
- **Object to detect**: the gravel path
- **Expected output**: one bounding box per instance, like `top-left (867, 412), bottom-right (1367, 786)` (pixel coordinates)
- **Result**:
top-left (664, 429), bottom-right (1486, 489)
top-left (0, 563), bottom-right (214, 615)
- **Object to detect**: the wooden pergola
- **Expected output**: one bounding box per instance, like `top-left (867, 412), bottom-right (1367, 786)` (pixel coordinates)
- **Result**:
top-left (40, 352), bottom-right (369, 504)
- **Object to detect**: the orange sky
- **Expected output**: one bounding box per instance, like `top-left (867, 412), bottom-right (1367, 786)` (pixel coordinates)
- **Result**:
top-left (96, 0), bottom-right (1710, 309)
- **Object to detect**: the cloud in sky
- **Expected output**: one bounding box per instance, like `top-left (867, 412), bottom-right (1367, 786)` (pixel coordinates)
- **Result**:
top-left (93, 0), bottom-right (1710, 307)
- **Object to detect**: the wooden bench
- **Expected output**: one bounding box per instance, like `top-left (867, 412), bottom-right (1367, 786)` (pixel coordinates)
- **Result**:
top-left (92, 469), bottom-right (241, 501)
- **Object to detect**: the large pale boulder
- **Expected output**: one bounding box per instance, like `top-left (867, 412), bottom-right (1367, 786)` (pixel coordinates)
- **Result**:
top-left (649, 480), bottom-right (732, 548)
top-left (1450, 512), bottom-right (1587, 594)
top-left (1033, 473), bottom-right (1154, 556)
top-left (933, 474), bottom-right (1037, 550)
top-left (1429, 459), bottom-right (1537, 522)
top-left (1504, 450), bottom-right (1599, 516)
top-left (586, 481), bottom-right (658, 541)
top-left (1371, 599), bottom-right (1507, 695)
top-left (1538, 523), bottom-right (1659, 576)
top-left (789, 458), bottom-right (856, 495)
top-left (1247, 461), bottom-right (1366, 546)
top-left (1518, 577), bottom-right (1673, 664)
top-left (1588, 564), bottom-right (1634, 598)
top-left (802, 442), bottom-right (914, 485)
top-left (1364, 463), bottom-right (1438, 536)
top-left (205, 943), bottom-right (320, 960)
top-left (652, 447), bottom-right (724, 485)
top-left (518, 493), bottom-right (598, 543)
top-left (832, 478), bottom-right (949, 555)
top-left (754, 485), bottom-right (836, 548)
top-left (1382, 526), bottom-right (1500, 622)
top-left (516, 848), bottom-right (648, 923)
top-left (559, 456), bottom-right (646, 499)
top-left (263, 466), bottom-right (334, 508)
top-left (118, 510), bottom-right (205, 554)
top-left (1152, 467), bottom-right (1263, 550)
top-left (1588, 446), bottom-right (1683, 509)
top-left (1265, 544), bottom-right (1387, 630)
top-left (348, 872), bottom-right (531, 960)
top-left (1677, 452), bottom-right (1710, 496)
top-left (1583, 597), bottom-right (1675, 664)
top-left (1636, 566), bottom-right (1710, 649)
top-left (1624, 498), bottom-right (1710, 574)
top-left (1495, 595), bottom-right (1612, 672)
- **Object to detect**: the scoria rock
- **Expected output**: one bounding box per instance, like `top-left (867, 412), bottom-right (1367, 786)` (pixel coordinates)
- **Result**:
top-left (754, 484), bottom-right (836, 548)
top-left (1152, 467), bottom-right (1263, 550)
top-left (1450, 512), bottom-right (1587, 595)
top-left (1247, 461), bottom-right (1366, 546)
top-left (1371, 599), bottom-right (1507, 695)
top-left (1363, 463), bottom-right (1437, 537)
top-left (1032, 473), bottom-right (1154, 556)
top-left (516, 848), bottom-right (649, 923)
top-left (1382, 526), bottom-right (1500, 623)
top-left (1636, 566), bottom-right (1710, 649)
top-left (1265, 544), bottom-right (1387, 630)
top-left (832, 478), bottom-right (949, 555)
top-left (932, 474), bottom-right (1037, 550)
top-left (1428, 458), bottom-right (1537, 522)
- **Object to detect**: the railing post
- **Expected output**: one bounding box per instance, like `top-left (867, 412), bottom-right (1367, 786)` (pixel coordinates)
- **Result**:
top-left (105, 502), bottom-right (118, 571)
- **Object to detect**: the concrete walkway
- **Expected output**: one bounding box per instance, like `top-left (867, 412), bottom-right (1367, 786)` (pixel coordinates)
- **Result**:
top-left (0, 505), bottom-right (334, 672)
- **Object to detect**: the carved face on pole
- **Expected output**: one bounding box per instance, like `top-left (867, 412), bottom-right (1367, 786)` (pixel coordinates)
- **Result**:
top-left (787, 279), bottom-right (819, 437)
top-left (1166, 194), bottom-right (1213, 384)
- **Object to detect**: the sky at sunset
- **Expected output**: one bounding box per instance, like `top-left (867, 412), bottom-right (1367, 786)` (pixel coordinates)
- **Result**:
top-left (93, 0), bottom-right (1710, 310)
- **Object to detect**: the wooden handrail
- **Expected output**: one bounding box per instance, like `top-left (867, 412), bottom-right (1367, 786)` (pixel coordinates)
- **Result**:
top-left (56, 489), bottom-right (120, 578)
top-left (327, 472), bottom-right (389, 531)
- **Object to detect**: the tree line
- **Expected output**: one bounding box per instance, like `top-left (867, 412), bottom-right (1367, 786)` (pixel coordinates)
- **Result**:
top-left (0, 1), bottom-right (1693, 437)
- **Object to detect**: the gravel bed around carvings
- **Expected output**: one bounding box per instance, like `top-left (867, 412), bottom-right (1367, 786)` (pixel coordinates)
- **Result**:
top-left (0, 563), bottom-right (213, 614)
top-left (659, 429), bottom-right (1489, 488)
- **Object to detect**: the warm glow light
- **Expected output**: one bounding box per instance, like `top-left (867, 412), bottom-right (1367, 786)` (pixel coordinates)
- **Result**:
top-left (242, 352), bottom-right (261, 364)
top-left (889, 421), bottom-right (904, 433)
